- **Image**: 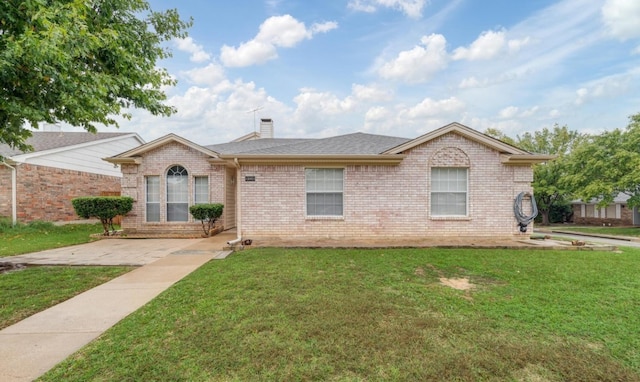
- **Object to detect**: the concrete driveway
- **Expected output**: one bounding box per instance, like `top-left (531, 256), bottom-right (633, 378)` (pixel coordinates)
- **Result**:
top-left (2, 237), bottom-right (224, 266)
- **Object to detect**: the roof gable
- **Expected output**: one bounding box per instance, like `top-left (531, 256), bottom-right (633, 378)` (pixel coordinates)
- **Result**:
top-left (0, 131), bottom-right (143, 158)
top-left (382, 122), bottom-right (529, 155)
top-left (105, 133), bottom-right (221, 164)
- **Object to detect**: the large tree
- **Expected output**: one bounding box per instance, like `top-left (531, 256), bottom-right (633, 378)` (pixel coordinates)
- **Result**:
top-left (486, 124), bottom-right (585, 225)
top-left (0, 0), bottom-right (192, 152)
top-left (565, 113), bottom-right (640, 208)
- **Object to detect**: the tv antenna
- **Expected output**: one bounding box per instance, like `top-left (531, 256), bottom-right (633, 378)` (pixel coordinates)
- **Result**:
top-left (247, 106), bottom-right (264, 132)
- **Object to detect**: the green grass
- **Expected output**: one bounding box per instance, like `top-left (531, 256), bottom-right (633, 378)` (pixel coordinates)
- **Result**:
top-left (0, 220), bottom-right (105, 257)
top-left (41, 247), bottom-right (640, 381)
top-left (0, 266), bottom-right (133, 329)
top-left (557, 226), bottom-right (640, 237)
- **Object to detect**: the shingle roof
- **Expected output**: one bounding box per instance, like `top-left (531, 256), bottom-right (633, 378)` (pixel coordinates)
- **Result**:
top-left (0, 131), bottom-right (133, 157)
top-left (206, 132), bottom-right (410, 156)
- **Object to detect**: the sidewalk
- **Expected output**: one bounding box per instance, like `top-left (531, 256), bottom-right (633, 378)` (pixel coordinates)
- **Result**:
top-left (0, 232), bottom-right (237, 382)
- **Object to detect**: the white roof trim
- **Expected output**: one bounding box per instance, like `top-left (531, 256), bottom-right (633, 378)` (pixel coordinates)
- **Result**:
top-left (8, 133), bottom-right (145, 162)
top-left (106, 133), bottom-right (220, 160)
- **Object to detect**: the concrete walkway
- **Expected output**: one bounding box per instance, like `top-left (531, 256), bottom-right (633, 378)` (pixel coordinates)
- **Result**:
top-left (0, 232), bottom-right (237, 382)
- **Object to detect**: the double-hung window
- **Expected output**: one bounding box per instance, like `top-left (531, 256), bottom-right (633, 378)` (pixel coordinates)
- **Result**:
top-left (194, 176), bottom-right (209, 204)
top-left (431, 167), bottom-right (468, 216)
top-left (306, 168), bottom-right (343, 216)
top-left (145, 176), bottom-right (160, 222)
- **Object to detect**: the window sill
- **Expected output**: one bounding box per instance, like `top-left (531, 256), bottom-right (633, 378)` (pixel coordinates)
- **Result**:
top-left (430, 216), bottom-right (471, 221)
top-left (305, 216), bottom-right (345, 221)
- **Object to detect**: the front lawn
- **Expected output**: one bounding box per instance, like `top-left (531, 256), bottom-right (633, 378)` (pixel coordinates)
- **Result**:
top-left (0, 220), bottom-right (105, 257)
top-left (41, 247), bottom-right (640, 381)
top-left (0, 266), bottom-right (133, 329)
top-left (556, 226), bottom-right (640, 237)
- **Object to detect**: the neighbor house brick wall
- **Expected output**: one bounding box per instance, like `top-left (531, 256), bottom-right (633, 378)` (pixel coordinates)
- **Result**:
top-left (239, 133), bottom-right (533, 242)
top-left (572, 204), bottom-right (633, 226)
top-left (120, 142), bottom-right (226, 235)
top-left (4, 163), bottom-right (121, 222)
top-left (0, 165), bottom-right (13, 219)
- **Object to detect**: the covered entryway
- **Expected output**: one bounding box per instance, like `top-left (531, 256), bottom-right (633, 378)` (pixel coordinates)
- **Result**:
top-left (225, 167), bottom-right (237, 229)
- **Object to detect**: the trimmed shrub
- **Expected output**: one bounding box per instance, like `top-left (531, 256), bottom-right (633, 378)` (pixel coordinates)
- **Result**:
top-left (189, 203), bottom-right (224, 236)
top-left (72, 196), bottom-right (133, 235)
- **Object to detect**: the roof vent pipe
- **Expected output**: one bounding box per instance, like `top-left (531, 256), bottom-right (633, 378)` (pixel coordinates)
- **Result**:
top-left (260, 118), bottom-right (274, 139)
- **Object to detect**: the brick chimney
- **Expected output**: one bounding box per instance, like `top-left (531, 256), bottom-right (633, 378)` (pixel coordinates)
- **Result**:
top-left (260, 118), bottom-right (274, 139)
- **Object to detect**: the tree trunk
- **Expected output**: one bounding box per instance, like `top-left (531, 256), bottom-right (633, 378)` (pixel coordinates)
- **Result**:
top-left (540, 210), bottom-right (550, 225)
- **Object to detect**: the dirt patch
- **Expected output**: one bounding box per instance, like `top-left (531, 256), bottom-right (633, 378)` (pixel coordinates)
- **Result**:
top-left (439, 277), bottom-right (475, 291)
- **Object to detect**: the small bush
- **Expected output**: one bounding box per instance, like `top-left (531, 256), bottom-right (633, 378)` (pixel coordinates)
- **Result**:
top-left (72, 197), bottom-right (133, 235)
top-left (189, 203), bottom-right (224, 236)
top-left (0, 217), bottom-right (17, 233)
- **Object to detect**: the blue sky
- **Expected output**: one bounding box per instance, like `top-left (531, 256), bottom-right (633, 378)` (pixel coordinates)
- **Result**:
top-left (78, 0), bottom-right (640, 143)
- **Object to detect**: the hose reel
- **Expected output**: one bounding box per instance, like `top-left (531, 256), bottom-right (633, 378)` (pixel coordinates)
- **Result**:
top-left (514, 192), bottom-right (538, 233)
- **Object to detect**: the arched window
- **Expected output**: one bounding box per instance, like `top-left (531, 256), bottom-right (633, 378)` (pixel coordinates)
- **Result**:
top-left (167, 165), bottom-right (189, 221)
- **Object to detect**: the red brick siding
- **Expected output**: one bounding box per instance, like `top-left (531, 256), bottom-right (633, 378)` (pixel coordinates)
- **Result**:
top-left (1, 163), bottom-right (120, 222)
top-left (0, 166), bottom-right (12, 219)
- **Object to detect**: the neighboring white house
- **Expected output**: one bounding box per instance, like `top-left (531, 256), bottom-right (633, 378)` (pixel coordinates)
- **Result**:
top-left (0, 131), bottom-right (145, 224)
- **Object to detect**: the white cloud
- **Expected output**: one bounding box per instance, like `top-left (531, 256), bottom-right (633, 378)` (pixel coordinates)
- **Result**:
top-left (377, 34), bottom-right (449, 83)
top-left (220, 15), bottom-right (337, 67)
top-left (602, 0), bottom-right (640, 40)
top-left (351, 84), bottom-right (394, 102)
top-left (220, 40), bottom-right (277, 67)
top-left (499, 106), bottom-right (519, 119)
top-left (293, 88), bottom-right (357, 117)
top-left (311, 21), bottom-right (339, 34)
top-left (182, 63), bottom-right (227, 87)
top-left (452, 30), bottom-right (506, 61)
top-left (173, 37), bottom-right (211, 63)
top-left (452, 30), bottom-right (530, 61)
top-left (402, 96), bottom-right (465, 119)
top-left (348, 0), bottom-right (427, 18)
top-left (574, 73), bottom-right (633, 105)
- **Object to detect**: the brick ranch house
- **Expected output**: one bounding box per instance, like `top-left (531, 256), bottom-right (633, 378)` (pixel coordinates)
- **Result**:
top-left (0, 131), bottom-right (144, 224)
top-left (572, 193), bottom-right (640, 226)
top-left (105, 121), bottom-right (552, 244)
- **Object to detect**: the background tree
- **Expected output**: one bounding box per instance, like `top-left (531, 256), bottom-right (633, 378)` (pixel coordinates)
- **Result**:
top-left (0, 0), bottom-right (192, 152)
top-left (565, 113), bottom-right (640, 208)
top-left (486, 124), bottom-right (585, 225)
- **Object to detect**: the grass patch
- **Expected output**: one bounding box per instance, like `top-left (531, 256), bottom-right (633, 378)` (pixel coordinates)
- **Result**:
top-left (0, 266), bottom-right (133, 329)
top-left (556, 226), bottom-right (640, 237)
top-left (41, 247), bottom-right (640, 381)
top-left (0, 220), bottom-right (105, 257)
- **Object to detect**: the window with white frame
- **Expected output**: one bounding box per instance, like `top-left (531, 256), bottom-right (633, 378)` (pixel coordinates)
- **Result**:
top-left (166, 165), bottom-right (189, 221)
top-left (431, 167), bottom-right (468, 216)
top-left (306, 168), bottom-right (343, 216)
top-left (146, 176), bottom-right (160, 222)
top-left (194, 176), bottom-right (209, 204)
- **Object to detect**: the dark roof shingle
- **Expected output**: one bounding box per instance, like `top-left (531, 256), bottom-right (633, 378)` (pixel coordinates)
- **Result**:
top-left (206, 132), bottom-right (410, 156)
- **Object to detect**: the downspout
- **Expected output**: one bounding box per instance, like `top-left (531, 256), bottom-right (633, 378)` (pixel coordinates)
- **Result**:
top-left (227, 158), bottom-right (243, 247)
top-left (2, 161), bottom-right (17, 226)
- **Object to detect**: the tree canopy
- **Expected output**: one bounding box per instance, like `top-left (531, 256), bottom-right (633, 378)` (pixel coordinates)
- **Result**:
top-left (486, 124), bottom-right (585, 224)
top-left (0, 0), bottom-right (192, 152)
top-left (565, 113), bottom-right (640, 208)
